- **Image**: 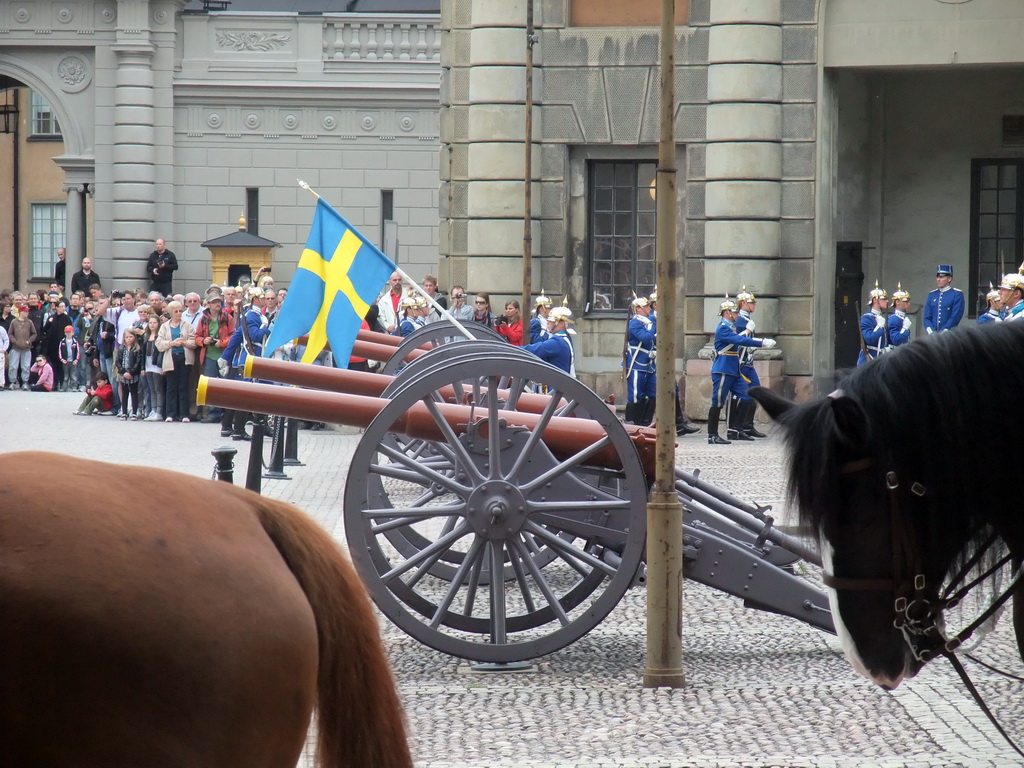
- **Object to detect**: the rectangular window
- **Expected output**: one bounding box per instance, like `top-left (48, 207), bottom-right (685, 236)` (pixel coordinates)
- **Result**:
top-left (246, 188), bottom-right (260, 235)
top-left (588, 160), bottom-right (657, 312)
top-left (30, 90), bottom-right (61, 138)
top-left (970, 159), bottom-right (1024, 316)
top-left (31, 203), bottom-right (66, 280)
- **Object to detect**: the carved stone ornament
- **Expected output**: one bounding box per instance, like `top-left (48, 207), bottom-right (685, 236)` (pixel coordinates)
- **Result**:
top-left (56, 55), bottom-right (92, 94)
top-left (57, 7), bottom-right (74, 24)
top-left (216, 31), bottom-right (292, 52)
top-left (14, 6), bottom-right (31, 23)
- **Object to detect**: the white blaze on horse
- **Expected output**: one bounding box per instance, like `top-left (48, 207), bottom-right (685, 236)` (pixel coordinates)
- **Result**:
top-left (750, 322), bottom-right (1023, 690)
top-left (0, 451), bottom-right (412, 768)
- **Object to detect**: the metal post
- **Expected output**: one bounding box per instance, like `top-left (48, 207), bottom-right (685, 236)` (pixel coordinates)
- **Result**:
top-left (263, 416), bottom-right (291, 481)
top-left (244, 415), bottom-right (266, 494)
top-left (283, 417), bottom-right (305, 466)
top-left (211, 445), bottom-right (238, 484)
top-left (522, 0), bottom-right (536, 316)
top-left (644, 0), bottom-right (685, 689)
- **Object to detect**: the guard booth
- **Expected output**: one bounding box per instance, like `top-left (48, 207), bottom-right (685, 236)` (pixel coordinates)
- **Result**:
top-left (202, 215), bottom-right (280, 288)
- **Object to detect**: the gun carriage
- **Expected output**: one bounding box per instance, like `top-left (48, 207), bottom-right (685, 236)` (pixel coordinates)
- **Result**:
top-left (199, 323), bottom-right (834, 662)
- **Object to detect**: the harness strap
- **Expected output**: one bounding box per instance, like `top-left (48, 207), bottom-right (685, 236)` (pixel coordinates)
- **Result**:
top-left (943, 650), bottom-right (1024, 761)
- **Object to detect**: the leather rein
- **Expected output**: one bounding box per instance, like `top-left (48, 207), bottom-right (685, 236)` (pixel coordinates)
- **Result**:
top-left (827, 457), bottom-right (1024, 757)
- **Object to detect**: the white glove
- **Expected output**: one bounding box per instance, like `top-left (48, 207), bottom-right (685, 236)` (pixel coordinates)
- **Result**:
top-left (875, 316), bottom-right (885, 330)
top-left (760, 338), bottom-right (776, 349)
top-left (745, 319), bottom-right (756, 334)
top-left (902, 317), bottom-right (912, 332)
top-left (925, 327), bottom-right (934, 335)
top-left (217, 357), bottom-right (229, 376)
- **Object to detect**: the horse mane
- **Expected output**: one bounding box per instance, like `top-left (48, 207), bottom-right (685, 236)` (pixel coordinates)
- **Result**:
top-left (774, 322), bottom-right (1024, 566)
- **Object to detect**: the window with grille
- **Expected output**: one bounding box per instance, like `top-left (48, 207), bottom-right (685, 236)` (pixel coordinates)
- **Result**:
top-left (30, 90), bottom-right (61, 138)
top-left (31, 203), bottom-right (66, 280)
top-left (970, 160), bottom-right (1024, 316)
top-left (588, 160), bottom-right (657, 313)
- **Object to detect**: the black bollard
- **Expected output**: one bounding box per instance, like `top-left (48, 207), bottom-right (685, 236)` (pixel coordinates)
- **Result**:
top-left (263, 416), bottom-right (291, 481)
top-left (211, 445), bottom-right (238, 484)
top-left (283, 417), bottom-right (305, 466)
top-left (245, 415), bottom-right (266, 494)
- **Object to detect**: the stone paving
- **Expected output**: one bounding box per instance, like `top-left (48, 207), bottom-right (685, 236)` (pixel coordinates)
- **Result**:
top-left (2, 388), bottom-right (1021, 768)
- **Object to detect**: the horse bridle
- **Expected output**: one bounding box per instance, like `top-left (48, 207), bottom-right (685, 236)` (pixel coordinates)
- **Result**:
top-left (828, 458), bottom-right (1024, 757)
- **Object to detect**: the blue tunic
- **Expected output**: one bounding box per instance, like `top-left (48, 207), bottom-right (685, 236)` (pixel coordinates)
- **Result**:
top-left (710, 317), bottom-right (764, 407)
top-left (522, 331), bottom-right (574, 374)
top-left (529, 315), bottom-right (549, 344)
top-left (223, 306), bottom-right (269, 369)
top-left (857, 310), bottom-right (889, 365)
top-left (922, 287), bottom-right (964, 334)
top-left (734, 310), bottom-right (760, 388)
top-left (888, 311), bottom-right (911, 348)
top-left (977, 309), bottom-right (1003, 324)
top-left (623, 315), bottom-right (656, 403)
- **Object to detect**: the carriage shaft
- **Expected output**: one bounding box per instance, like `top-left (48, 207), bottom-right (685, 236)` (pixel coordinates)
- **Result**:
top-left (197, 376), bottom-right (658, 476)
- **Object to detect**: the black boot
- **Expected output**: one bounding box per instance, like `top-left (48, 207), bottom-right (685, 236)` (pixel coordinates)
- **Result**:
top-left (674, 395), bottom-right (699, 435)
top-left (640, 396), bottom-right (657, 427)
top-left (706, 406), bottom-right (731, 445)
top-left (231, 410), bottom-right (252, 441)
top-left (726, 397), bottom-right (754, 440)
top-left (624, 400), bottom-right (640, 425)
top-left (743, 399), bottom-right (767, 438)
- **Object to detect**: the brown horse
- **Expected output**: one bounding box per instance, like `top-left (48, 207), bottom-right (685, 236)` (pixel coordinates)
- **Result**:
top-left (0, 451), bottom-right (412, 768)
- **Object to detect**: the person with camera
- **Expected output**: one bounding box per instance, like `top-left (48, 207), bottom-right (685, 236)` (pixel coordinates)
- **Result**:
top-left (471, 293), bottom-right (497, 329)
top-left (495, 300), bottom-right (524, 346)
top-left (147, 238), bottom-right (179, 296)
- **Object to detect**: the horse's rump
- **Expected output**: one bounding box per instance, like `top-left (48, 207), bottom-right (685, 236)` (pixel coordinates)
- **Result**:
top-left (0, 451), bottom-right (410, 768)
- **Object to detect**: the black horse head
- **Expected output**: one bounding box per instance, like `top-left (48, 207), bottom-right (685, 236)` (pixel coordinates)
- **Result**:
top-left (750, 322), bottom-right (1024, 687)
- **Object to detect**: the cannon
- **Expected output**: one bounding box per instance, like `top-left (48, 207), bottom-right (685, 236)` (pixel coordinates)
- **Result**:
top-left (199, 324), bottom-right (833, 662)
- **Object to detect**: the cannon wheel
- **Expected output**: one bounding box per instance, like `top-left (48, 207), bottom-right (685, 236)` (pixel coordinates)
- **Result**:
top-left (375, 342), bottom-right (573, 584)
top-left (343, 355), bottom-right (647, 662)
top-left (380, 321), bottom-right (504, 376)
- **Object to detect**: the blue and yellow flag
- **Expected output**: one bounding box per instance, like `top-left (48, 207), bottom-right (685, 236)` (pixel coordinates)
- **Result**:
top-left (264, 197), bottom-right (396, 364)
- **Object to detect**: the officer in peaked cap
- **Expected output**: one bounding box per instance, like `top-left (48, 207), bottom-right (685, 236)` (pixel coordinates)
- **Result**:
top-left (998, 266), bottom-right (1024, 322)
top-left (923, 265), bottom-right (964, 334)
top-left (858, 281), bottom-right (890, 366)
top-left (978, 282), bottom-right (1004, 324)
top-left (888, 283), bottom-right (913, 348)
top-left (707, 295), bottom-right (775, 445)
top-left (728, 287), bottom-right (766, 440)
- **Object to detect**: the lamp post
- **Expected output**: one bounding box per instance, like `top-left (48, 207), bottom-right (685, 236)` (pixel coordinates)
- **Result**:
top-left (643, 0), bottom-right (685, 689)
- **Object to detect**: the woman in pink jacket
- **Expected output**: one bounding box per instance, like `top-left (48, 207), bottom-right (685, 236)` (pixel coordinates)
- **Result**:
top-left (28, 354), bottom-right (54, 392)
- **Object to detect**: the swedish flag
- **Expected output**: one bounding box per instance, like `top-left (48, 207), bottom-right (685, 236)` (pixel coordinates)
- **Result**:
top-left (264, 197), bottom-right (396, 364)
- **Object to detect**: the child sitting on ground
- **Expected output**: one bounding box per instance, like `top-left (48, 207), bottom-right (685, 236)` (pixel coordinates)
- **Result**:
top-left (74, 371), bottom-right (115, 415)
top-left (28, 354), bottom-right (54, 392)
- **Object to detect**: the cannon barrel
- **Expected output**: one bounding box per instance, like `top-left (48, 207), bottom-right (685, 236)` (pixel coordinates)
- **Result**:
top-left (242, 355), bottom-right (570, 416)
top-left (197, 375), bottom-right (658, 476)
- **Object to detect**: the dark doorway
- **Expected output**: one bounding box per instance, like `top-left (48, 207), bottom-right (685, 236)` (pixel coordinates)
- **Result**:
top-left (834, 241), bottom-right (864, 371)
top-left (227, 264), bottom-right (252, 287)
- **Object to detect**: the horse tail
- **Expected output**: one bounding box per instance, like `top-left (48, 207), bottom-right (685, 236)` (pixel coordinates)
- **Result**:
top-left (254, 499), bottom-right (412, 768)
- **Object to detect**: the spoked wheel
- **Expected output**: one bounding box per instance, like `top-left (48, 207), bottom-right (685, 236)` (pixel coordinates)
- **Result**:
top-left (381, 321), bottom-right (504, 376)
top-left (343, 355), bottom-right (648, 662)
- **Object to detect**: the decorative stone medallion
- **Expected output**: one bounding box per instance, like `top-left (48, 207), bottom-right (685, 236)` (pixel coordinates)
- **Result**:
top-left (56, 55), bottom-right (92, 93)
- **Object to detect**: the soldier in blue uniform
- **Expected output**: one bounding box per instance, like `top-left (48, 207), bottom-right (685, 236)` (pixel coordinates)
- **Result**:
top-left (530, 291), bottom-right (552, 343)
top-left (728, 287), bottom-right (766, 440)
top-left (998, 268), bottom-right (1024, 322)
top-left (522, 305), bottom-right (575, 375)
top-left (623, 294), bottom-right (656, 425)
top-left (978, 282), bottom-right (1004, 324)
top-left (647, 289), bottom-right (699, 435)
top-left (707, 296), bottom-right (774, 445)
top-left (888, 283), bottom-right (912, 348)
top-left (857, 281), bottom-right (889, 366)
top-left (923, 265), bottom-right (964, 334)
top-left (220, 287), bottom-right (271, 440)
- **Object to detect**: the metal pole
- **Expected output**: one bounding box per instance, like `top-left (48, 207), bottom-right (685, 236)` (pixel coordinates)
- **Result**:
top-left (522, 0), bottom-right (535, 317)
top-left (263, 416), bottom-right (291, 481)
top-left (643, 0), bottom-right (685, 689)
top-left (211, 445), bottom-right (238, 484)
top-left (245, 415), bottom-right (266, 494)
top-left (283, 417), bottom-right (305, 466)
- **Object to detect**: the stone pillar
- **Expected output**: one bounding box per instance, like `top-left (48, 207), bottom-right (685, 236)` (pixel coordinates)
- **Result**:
top-left (63, 183), bottom-right (85, 273)
top-left (110, 41), bottom-right (157, 283)
top-left (440, 0), bottom-right (539, 295)
top-left (686, 0), bottom-right (784, 414)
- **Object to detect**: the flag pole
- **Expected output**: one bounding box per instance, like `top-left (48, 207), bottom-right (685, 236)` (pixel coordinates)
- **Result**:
top-left (394, 267), bottom-right (477, 341)
top-left (296, 180), bottom-right (476, 342)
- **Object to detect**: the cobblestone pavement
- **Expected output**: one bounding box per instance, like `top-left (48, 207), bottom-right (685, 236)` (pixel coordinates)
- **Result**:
top-left (3, 389), bottom-right (1022, 768)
